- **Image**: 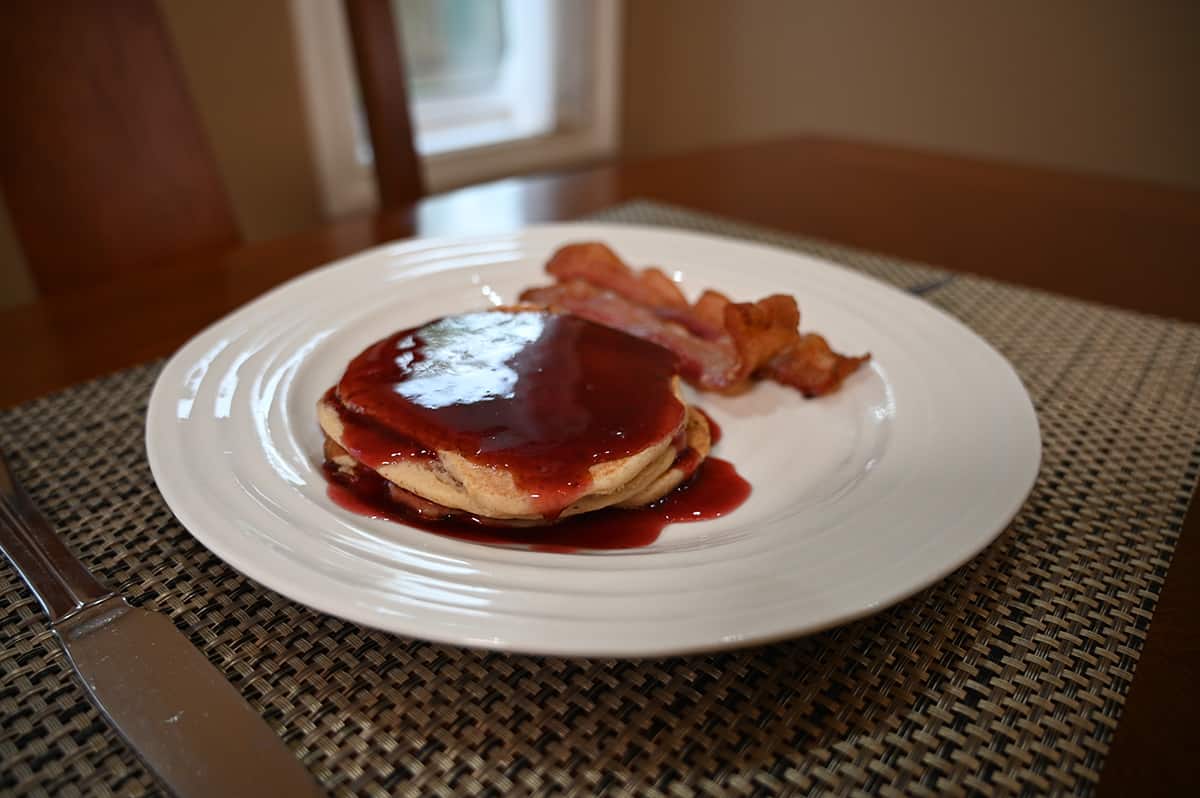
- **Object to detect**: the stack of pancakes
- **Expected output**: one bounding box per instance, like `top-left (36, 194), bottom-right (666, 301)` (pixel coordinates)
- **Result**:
top-left (318, 308), bottom-right (712, 526)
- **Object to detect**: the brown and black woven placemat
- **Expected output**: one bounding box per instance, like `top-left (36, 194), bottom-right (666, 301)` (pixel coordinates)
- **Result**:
top-left (3, 202), bottom-right (1199, 797)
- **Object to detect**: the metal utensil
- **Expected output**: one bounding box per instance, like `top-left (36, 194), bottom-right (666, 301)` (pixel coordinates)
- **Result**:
top-left (0, 451), bottom-right (324, 798)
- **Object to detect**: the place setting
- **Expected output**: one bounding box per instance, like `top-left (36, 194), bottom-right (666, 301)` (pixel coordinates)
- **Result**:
top-left (4, 6), bottom-right (1198, 790)
top-left (7, 198), bottom-right (1197, 794)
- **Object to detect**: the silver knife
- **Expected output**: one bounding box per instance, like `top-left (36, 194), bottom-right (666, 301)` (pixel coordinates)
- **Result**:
top-left (0, 451), bottom-right (324, 798)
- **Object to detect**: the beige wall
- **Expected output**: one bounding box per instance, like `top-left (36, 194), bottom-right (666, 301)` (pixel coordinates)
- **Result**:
top-left (623, 0), bottom-right (1200, 189)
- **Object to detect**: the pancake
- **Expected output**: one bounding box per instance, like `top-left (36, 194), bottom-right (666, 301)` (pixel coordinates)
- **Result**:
top-left (321, 403), bottom-right (711, 526)
top-left (318, 308), bottom-right (713, 525)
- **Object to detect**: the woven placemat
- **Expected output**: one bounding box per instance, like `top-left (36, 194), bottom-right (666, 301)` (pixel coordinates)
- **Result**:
top-left (3, 201), bottom-right (1199, 797)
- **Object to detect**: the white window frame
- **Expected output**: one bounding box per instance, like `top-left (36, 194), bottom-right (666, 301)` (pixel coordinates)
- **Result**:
top-left (291, 0), bottom-right (622, 217)
top-left (410, 0), bottom-right (557, 157)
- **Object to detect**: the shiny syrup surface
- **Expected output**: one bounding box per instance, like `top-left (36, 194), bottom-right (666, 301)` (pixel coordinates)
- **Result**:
top-left (335, 311), bottom-right (686, 510)
top-left (326, 455), bottom-right (750, 552)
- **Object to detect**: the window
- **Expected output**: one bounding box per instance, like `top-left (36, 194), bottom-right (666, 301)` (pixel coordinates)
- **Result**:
top-left (292, 0), bottom-right (622, 216)
top-left (400, 0), bottom-right (554, 155)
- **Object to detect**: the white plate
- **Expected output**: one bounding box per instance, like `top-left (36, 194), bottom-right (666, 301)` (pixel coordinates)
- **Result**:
top-left (146, 224), bottom-right (1040, 657)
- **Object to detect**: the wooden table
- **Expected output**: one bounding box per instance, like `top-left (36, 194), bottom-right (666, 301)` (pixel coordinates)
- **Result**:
top-left (2, 136), bottom-right (1198, 794)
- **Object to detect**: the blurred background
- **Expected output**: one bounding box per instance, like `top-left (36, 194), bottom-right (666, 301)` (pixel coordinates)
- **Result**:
top-left (2, 0), bottom-right (1197, 307)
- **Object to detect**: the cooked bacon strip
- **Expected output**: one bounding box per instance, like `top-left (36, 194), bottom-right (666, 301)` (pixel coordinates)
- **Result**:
top-left (526, 243), bottom-right (870, 396)
top-left (546, 243), bottom-right (688, 309)
top-left (724, 294), bottom-right (800, 384)
top-left (520, 282), bottom-right (803, 392)
top-left (654, 288), bottom-right (729, 340)
top-left (690, 289), bottom-right (733, 332)
top-left (638, 266), bottom-right (689, 308)
top-left (762, 334), bottom-right (871, 397)
top-left (521, 282), bottom-right (740, 389)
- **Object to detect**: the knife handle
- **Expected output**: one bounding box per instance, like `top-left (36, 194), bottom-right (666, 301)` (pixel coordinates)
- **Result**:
top-left (0, 451), bottom-right (113, 622)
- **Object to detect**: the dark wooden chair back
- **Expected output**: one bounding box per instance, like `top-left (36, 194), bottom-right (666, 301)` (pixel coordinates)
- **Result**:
top-left (343, 0), bottom-right (425, 210)
top-left (0, 1), bottom-right (240, 296)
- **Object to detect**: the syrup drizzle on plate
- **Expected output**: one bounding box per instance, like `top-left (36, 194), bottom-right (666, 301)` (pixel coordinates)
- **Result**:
top-left (326, 455), bottom-right (749, 552)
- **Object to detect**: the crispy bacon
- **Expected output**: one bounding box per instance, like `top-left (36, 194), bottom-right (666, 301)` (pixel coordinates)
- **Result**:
top-left (521, 282), bottom-right (740, 389)
top-left (764, 334), bottom-right (871, 398)
top-left (521, 243), bottom-right (870, 396)
top-left (690, 289), bottom-right (733, 332)
top-left (546, 243), bottom-right (688, 309)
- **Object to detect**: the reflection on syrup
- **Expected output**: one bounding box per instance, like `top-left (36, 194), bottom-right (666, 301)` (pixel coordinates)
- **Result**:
top-left (325, 455), bottom-right (750, 553)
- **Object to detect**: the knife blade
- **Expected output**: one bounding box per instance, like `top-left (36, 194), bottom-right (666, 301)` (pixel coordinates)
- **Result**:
top-left (0, 451), bottom-right (324, 798)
